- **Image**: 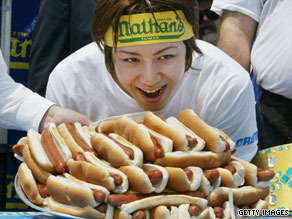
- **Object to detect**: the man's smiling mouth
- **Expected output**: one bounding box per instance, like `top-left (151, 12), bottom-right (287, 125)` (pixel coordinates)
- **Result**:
top-left (138, 85), bottom-right (167, 99)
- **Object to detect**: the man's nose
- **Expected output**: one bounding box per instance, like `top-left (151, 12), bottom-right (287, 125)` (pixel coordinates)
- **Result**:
top-left (139, 61), bottom-right (161, 86)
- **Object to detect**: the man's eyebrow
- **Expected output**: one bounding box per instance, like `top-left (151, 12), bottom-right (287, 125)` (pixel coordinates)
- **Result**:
top-left (118, 46), bottom-right (178, 56)
top-left (154, 46), bottom-right (177, 55)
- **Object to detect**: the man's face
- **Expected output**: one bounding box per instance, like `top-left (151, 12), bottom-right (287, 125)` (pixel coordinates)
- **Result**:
top-left (112, 42), bottom-right (186, 111)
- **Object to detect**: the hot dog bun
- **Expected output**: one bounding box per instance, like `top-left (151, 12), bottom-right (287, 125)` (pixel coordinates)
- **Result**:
top-left (47, 196), bottom-right (114, 219)
top-left (178, 109), bottom-right (235, 153)
top-left (216, 161), bottom-right (245, 188)
top-left (150, 205), bottom-right (179, 219)
top-left (120, 195), bottom-right (208, 214)
top-left (199, 169), bottom-right (221, 197)
top-left (57, 123), bottom-right (95, 157)
top-left (231, 156), bottom-right (274, 188)
top-left (91, 132), bottom-right (143, 168)
top-left (100, 116), bottom-right (173, 161)
top-left (119, 164), bottom-right (169, 194)
top-left (22, 145), bottom-right (51, 184)
top-left (17, 162), bottom-right (43, 205)
top-left (166, 166), bottom-right (203, 192)
top-left (155, 151), bottom-right (231, 170)
top-left (166, 116), bottom-right (205, 152)
top-left (143, 112), bottom-right (189, 151)
top-left (46, 174), bottom-right (109, 208)
top-left (27, 129), bottom-right (55, 173)
top-left (67, 152), bottom-right (129, 193)
top-left (114, 208), bottom-right (150, 219)
top-left (48, 123), bottom-right (72, 162)
top-left (207, 186), bottom-right (269, 207)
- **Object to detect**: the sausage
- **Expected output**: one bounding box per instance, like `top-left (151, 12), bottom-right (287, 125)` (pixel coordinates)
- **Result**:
top-left (95, 203), bottom-right (107, 213)
top-left (12, 144), bottom-right (25, 156)
top-left (150, 136), bottom-right (164, 158)
top-left (66, 123), bottom-right (97, 155)
top-left (92, 189), bottom-right (106, 203)
top-left (156, 114), bottom-right (166, 121)
top-left (188, 204), bottom-right (201, 217)
top-left (41, 130), bottom-right (66, 173)
top-left (144, 170), bottom-right (163, 184)
top-left (108, 135), bottom-right (134, 160)
top-left (73, 152), bottom-right (86, 161)
top-left (224, 165), bottom-right (236, 174)
top-left (110, 174), bottom-right (123, 186)
top-left (186, 135), bottom-right (198, 148)
top-left (184, 169), bottom-right (193, 180)
top-left (213, 206), bottom-right (224, 218)
top-left (220, 135), bottom-right (230, 152)
top-left (257, 168), bottom-right (275, 181)
top-left (204, 169), bottom-right (219, 184)
top-left (107, 194), bottom-right (148, 207)
top-left (132, 210), bottom-right (147, 219)
top-left (37, 183), bottom-right (50, 198)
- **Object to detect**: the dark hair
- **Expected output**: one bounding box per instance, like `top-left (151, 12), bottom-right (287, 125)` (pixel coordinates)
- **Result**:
top-left (91, 0), bottom-right (202, 75)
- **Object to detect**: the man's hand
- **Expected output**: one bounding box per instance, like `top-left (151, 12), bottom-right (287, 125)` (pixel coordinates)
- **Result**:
top-left (39, 105), bottom-right (92, 132)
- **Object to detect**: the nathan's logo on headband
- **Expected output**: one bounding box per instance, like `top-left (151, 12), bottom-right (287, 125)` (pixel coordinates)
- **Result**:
top-left (104, 10), bottom-right (194, 47)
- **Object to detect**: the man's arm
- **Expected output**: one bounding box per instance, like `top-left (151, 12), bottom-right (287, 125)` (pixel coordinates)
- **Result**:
top-left (217, 10), bottom-right (258, 72)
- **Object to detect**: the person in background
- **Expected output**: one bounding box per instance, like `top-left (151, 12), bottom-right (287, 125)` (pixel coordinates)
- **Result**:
top-left (0, 50), bottom-right (92, 132)
top-left (45, 0), bottom-right (258, 162)
top-left (28, 0), bottom-right (98, 97)
top-left (199, 9), bottom-right (221, 45)
top-left (211, 0), bottom-right (292, 149)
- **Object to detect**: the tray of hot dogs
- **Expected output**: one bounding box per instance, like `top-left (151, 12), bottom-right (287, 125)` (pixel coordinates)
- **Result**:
top-left (13, 109), bottom-right (275, 219)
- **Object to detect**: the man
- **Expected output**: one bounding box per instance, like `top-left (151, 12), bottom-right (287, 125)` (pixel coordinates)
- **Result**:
top-left (211, 0), bottom-right (292, 149)
top-left (0, 50), bottom-right (92, 132)
top-left (28, 0), bottom-right (98, 97)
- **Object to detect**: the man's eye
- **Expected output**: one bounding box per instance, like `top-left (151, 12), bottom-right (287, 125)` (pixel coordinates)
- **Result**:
top-left (160, 54), bottom-right (175, 60)
top-left (123, 58), bottom-right (139, 62)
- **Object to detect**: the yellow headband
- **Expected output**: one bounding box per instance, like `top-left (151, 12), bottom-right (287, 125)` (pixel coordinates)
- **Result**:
top-left (104, 10), bottom-right (194, 47)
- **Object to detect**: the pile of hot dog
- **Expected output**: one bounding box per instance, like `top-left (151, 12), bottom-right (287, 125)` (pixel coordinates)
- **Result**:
top-left (13, 109), bottom-right (275, 219)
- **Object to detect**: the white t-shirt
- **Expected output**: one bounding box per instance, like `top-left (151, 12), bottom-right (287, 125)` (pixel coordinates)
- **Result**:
top-left (0, 50), bottom-right (54, 131)
top-left (46, 40), bottom-right (258, 161)
top-left (211, 0), bottom-right (292, 99)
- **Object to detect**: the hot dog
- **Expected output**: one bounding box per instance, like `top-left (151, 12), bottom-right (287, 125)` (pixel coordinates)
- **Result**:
top-left (22, 145), bottom-right (51, 184)
top-left (46, 174), bottom-right (110, 208)
top-left (57, 122), bottom-right (96, 157)
top-left (231, 156), bottom-right (275, 188)
top-left (178, 109), bottom-right (236, 153)
top-left (143, 112), bottom-right (205, 152)
top-left (178, 203), bottom-right (202, 218)
top-left (114, 208), bottom-right (150, 219)
top-left (41, 130), bottom-right (66, 173)
top-left (47, 196), bottom-right (114, 219)
top-left (27, 129), bottom-right (55, 173)
top-left (155, 150), bottom-right (231, 170)
top-left (207, 186), bottom-right (269, 207)
top-left (216, 161), bottom-right (245, 188)
top-left (150, 205), bottom-right (178, 219)
top-left (27, 124), bottom-right (73, 173)
top-left (98, 116), bottom-right (173, 161)
top-left (119, 195), bottom-right (208, 215)
top-left (17, 162), bottom-right (44, 205)
top-left (119, 164), bottom-right (169, 194)
top-left (12, 136), bottom-right (27, 158)
top-left (91, 132), bottom-right (143, 168)
top-left (165, 166), bottom-right (203, 192)
top-left (199, 169), bottom-right (221, 196)
top-left (67, 152), bottom-right (129, 193)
